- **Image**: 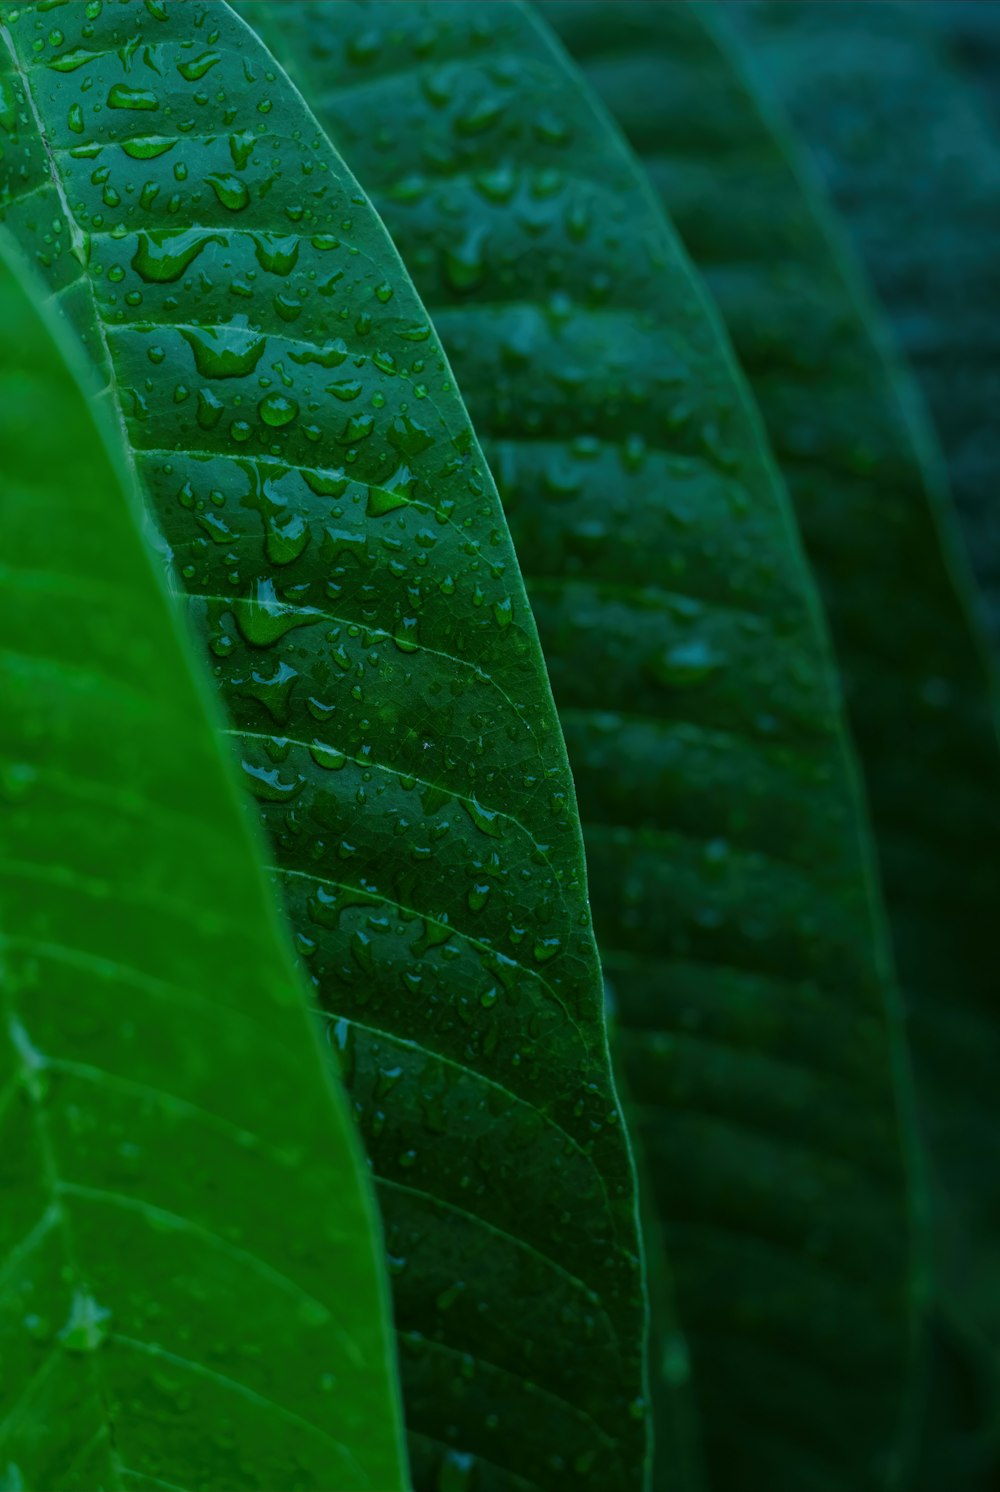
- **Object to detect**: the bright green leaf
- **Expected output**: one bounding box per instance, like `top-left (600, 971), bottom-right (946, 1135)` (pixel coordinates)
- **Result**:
top-left (0, 3), bottom-right (648, 1488)
top-left (0, 236), bottom-right (406, 1489)
top-left (249, 3), bottom-right (926, 1489)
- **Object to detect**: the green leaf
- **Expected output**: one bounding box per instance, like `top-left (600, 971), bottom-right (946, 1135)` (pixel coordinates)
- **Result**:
top-left (725, 0), bottom-right (1000, 1372)
top-left (0, 236), bottom-right (406, 1488)
top-left (545, 0), bottom-right (1000, 1479)
top-left (247, 3), bottom-right (925, 1489)
top-left (0, 4), bottom-right (648, 1489)
top-left (920, 0), bottom-right (1000, 123)
top-left (725, 0), bottom-right (1000, 654)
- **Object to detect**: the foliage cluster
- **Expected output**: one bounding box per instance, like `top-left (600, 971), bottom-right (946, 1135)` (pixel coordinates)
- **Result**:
top-left (1, 3), bottom-right (998, 1490)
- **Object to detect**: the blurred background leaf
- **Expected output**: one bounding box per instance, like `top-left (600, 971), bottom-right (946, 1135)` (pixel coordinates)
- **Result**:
top-left (727, 0), bottom-right (1000, 655)
top-left (546, 4), bottom-right (1000, 1486)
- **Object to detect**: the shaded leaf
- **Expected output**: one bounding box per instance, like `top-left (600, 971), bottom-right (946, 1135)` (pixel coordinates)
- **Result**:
top-left (549, 2), bottom-right (1000, 1481)
top-left (555, 0), bottom-right (1000, 1330)
top-left (921, 1), bottom-right (1000, 124)
top-left (727, 0), bottom-right (1000, 652)
top-left (0, 235), bottom-right (406, 1490)
top-left (0, 3), bottom-right (647, 1489)
top-left (251, 3), bottom-right (925, 1489)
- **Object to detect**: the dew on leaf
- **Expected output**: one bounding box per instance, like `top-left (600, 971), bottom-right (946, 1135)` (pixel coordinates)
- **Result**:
top-left (177, 50), bottom-right (221, 81)
top-left (207, 173), bottom-right (250, 212)
top-left (122, 136), bottom-right (176, 160)
top-left (132, 228), bottom-right (225, 284)
top-left (59, 1292), bottom-right (111, 1355)
top-left (181, 323), bottom-right (267, 378)
top-left (258, 393), bottom-right (298, 428)
top-left (106, 83), bottom-right (159, 111)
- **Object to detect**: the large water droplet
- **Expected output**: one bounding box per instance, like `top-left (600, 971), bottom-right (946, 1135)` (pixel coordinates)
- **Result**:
top-left (181, 323), bottom-right (267, 379)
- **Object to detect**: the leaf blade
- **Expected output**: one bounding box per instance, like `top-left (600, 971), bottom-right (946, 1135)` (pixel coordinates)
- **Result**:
top-left (0, 3), bottom-right (648, 1488)
top-left (545, 0), bottom-right (1000, 1479)
top-left (252, 3), bottom-right (926, 1488)
top-left (0, 236), bottom-right (407, 1490)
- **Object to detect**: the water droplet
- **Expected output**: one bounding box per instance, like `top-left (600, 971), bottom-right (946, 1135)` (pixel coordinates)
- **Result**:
top-left (264, 507), bottom-right (309, 565)
top-left (241, 759), bottom-right (303, 803)
top-left (121, 135), bottom-right (175, 160)
top-left (648, 637), bottom-right (723, 688)
top-left (107, 83), bottom-right (159, 111)
top-left (468, 882), bottom-right (491, 913)
top-left (387, 413), bottom-right (433, 457)
top-left (177, 51), bottom-right (220, 82)
top-left (59, 1292), bottom-right (111, 1354)
top-left (533, 935), bottom-right (562, 964)
top-left (462, 797), bottom-right (502, 839)
top-left (181, 323), bottom-right (266, 378)
top-left (444, 226), bottom-right (489, 293)
top-left (132, 228), bottom-right (224, 284)
top-left (309, 741), bottom-right (347, 771)
top-left (455, 95), bottom-right (505, 137)
top-left (48, 48), bottom-right (99, 73)
top-left (258, 393), bottom-right (298, 428)
top-left (232, 578), bottom-right (317, 647)
top-left (207, 172), bottom-right (249, 212)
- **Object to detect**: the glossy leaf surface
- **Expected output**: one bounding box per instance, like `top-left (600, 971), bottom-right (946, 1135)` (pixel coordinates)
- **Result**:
top-left (0, 4), bottom-right (646, 1489)
top-left (250, 3), bottom-right (923, 1489)
top-left (0, 237), bottom-right (406, 1491)
top-left (549, 0), bottom-right (1000, 1443)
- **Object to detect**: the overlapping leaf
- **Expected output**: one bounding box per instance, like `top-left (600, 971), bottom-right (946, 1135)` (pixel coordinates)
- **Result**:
top-left (550, 5), bottom-right (1000, 1482)
top-left (248, 3), bottom-right (925, 1489)
top-left (0, 235), bottom-right (406, 1491)
top-left (0, 4), bottom-right (647, 1489)
top-left (727, 0), bottom-right (1000, 653)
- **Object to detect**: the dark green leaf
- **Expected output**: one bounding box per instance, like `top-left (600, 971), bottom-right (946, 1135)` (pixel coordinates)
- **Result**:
top-left (921, 1), bottom-right (1000, 125)
top-left (0, 3), bottom-right (647, 1489)
top-left (546, 0), bottom-right (1000, 1481)
top-left (250, 3), bottom-right (925, 1489)
top-left (725, 0), bottom-right (1000, 653)
top-left (0, 235), bottom-right (406, 1490)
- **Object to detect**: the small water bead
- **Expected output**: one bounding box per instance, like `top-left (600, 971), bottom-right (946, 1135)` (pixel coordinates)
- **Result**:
top-left (443, 226), bottom-right (489, 293)
top-left (207, 173), bottom-right (250, 212)
top-left (107, 83), bottom-right (159, 110)
top-left (649, 637), bottom-right (725, 689)
top-left (59, 1292), bottom-right (111, 1355)
top-left (241, 759), bottom-right (303, 803)
top-left (264, 508), bottom-right (310, 565)
top-left (533, 936), bottom-right (562, 964)
top-left (258, 392), bottom-right (298, 428)
top-left (197, 387), bottom-right (224, 428)
top-left (273, 292), bottom-right (302, 323)
top-left (468, 882), bottom-right (491, 913)
top-left (177, 50), bottom-right (221, 82)
top-left (327, 377), bottom-right (363, 402)
top-left (387, 412), bottom-right (434, 457)
top-left (48, 47), bottom-right (100, 72)
top-left (341, 412), bottom-right (374, 444)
